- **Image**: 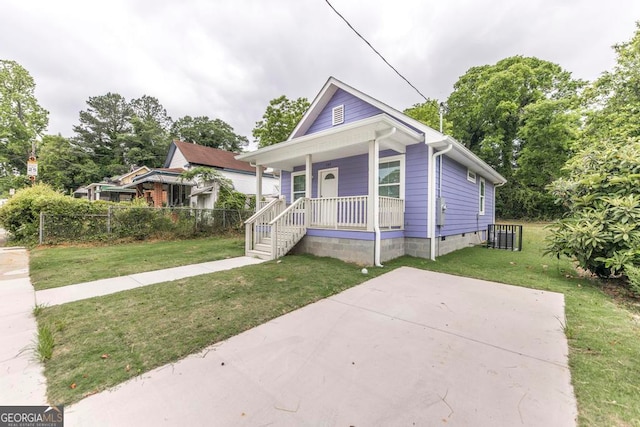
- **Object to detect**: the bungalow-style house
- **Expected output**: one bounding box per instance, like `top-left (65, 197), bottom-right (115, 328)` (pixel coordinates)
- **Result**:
top-left (161, 140), bottom-right (279, 209)
top-left (237, 77), bottom-right (506, 265)
top-left (74, 166), bottom-right (150, 202)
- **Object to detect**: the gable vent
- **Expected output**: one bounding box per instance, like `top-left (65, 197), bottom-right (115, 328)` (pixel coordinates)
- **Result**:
top-left (332, 105), bottom-right (344, 126)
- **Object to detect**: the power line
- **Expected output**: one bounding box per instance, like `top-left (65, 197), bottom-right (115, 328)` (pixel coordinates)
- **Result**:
top-left (323, 0), bottom-right (428, 101)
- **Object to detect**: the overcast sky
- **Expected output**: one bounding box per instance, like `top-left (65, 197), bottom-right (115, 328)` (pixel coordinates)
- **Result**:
top-left (2, 0), bottom-right (639, 149)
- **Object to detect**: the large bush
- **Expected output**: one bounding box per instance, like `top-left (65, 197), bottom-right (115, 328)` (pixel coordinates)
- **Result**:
top-left (0, 184), bottom-right (106, 243)
top-left (545, 137), bottom-right (640, 277)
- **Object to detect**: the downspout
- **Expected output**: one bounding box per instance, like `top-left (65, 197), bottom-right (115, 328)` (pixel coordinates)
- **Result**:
top-left (374, 127), bottom-right (397, 267)
top-left (428, 137), bottom-right (453, 261)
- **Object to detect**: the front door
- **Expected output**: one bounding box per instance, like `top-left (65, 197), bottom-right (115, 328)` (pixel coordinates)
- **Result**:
top-left (317, 168), bottom-right (339, 227)
top-left (319, 168), bottom-right (338, 198)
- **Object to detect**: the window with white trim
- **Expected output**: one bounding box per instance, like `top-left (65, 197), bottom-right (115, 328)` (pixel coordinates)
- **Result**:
top-left (378, 155), bottom-right (405, 199)
top-left (467, 169), bottom-right (477, 183)
top-left (291, 171), bottom-right (306, 201)
top-left (479, 177), bottom-right (486, 215)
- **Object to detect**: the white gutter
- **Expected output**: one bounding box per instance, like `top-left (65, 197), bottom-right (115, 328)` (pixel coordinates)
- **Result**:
top-left (374, 127), bottom-right (397, 267)
top-left (427, 137), bottom-right (453, 261)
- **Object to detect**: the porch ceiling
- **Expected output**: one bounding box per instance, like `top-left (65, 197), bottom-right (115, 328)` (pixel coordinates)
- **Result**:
top-left (237, 114), bottom-right (424, 171)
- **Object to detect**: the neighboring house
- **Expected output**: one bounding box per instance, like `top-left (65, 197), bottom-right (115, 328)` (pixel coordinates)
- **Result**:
top-left (123, 168), bottom-right (193, 207)
top-left (237, 77), bottom-right (506, 265)
top-left (163, 140), bottom-right (278, 209)
top-left (74, 166), bottom-right (150, 202)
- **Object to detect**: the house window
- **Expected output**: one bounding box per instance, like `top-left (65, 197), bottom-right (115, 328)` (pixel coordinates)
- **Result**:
top-left (467, 169), bottom-right (477, 183)
top-left (291, 171), bottom-right (306, 201)
top-left (379, 155), bottom-right (405, 199)
top-left (332, 105), bottom-right (344, 126)
top-left (479, 177), bottom-right (486, 215)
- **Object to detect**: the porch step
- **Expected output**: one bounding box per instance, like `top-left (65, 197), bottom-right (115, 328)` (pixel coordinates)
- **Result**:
top-left (255, 243), bottom-right (271, 252)
top-left (247, 249), bottom-right (272, 260)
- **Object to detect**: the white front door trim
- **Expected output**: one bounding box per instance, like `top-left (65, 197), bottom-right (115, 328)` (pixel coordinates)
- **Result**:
top-left (318, 167), bottom-right (339, 198)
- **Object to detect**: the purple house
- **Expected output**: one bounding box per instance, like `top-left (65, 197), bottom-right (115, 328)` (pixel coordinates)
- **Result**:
top-left (237, 77), bottom-right (506, 265)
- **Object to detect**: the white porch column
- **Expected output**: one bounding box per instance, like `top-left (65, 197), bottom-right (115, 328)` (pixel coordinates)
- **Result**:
top-left (367, 140), bottom-right (375, 231)
top-left (255, 165), bottom-right (262, 210)
top-left (305, 154), bottom-right (312, 198)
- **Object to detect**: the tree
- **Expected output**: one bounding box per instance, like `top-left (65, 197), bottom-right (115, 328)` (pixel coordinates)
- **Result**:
top-left (38, 134), bottom-right (100, 192)
top-left (446, 56), bottom-right (584, 218)
top-left (0, 60), bottom-right (48, 185)
top-left (403, 99), bottom-right (452, 134)
top-left (581, 22), bottom-right (640, 146)
top-left (546, 24), bottom-right (640, 282)
top-left (171, 116), bottom-right (247, 152)
top-left (252, 95), bottom-right (309, 147)
top-left (128, 95), bottom-right (173, 167)
top-left (72, 93), bottom-right (175, 177)
top-left (73, 93), bottom-right (133, 177)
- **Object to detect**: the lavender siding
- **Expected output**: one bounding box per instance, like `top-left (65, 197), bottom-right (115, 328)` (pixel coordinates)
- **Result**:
top-left (305, 89), bottom-right (383, 135)
top-left (439, 156), bottom-right (495, 236)
top-left (282, 151), bottom-right (398, 204)
top-left (404, 143), bottom-right (429, 238)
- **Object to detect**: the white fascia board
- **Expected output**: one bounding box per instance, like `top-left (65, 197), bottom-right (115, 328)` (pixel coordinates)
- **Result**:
top-left (289, 78), bottom-right (339, 139)
top-left (236, 114), bottom-right (423, 170)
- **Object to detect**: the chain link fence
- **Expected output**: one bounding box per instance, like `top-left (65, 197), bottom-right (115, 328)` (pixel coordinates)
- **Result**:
top-left (39, 206), bottom-right (254, 244)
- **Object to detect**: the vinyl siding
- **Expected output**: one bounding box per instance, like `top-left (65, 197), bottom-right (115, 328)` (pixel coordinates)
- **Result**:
top-left (439, 156), bottom-right (495, 236)
top-left (167, 148), bottom-right (188, 169)
top-left (306, 89), bottom-right (383, 135)
top-left (280, 151), bottom-right (402, 204)
top-left (404, 143), bottom-right (429, 238)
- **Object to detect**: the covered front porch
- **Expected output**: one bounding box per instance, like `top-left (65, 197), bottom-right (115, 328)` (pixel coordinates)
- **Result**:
top-left (238, 114), bottom-right (425, 262)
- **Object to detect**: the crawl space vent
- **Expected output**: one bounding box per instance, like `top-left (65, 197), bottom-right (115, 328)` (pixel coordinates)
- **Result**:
top-left (332, 105), bottom-right (344, 126)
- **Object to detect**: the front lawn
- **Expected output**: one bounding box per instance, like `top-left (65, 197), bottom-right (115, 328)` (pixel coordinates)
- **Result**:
top-left (36, 255), bottom-right (386, 405)
top-left (29, 236), bottom-right (244, 290)
top-left (33, 225), bottom-right (640, 425)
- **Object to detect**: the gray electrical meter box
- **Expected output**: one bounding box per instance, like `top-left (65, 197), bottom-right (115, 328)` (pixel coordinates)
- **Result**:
top-left (436, 197), bottom-right (446, 226)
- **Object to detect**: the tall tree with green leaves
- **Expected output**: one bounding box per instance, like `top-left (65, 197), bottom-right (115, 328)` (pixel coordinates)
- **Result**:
top-left (403, 99), bottom-right (452, 134)
top-left (38, 134), bottom-right (100, 192)
top-left (446, 56), bottom-right (584, 218)
top-left (171, 116), bottom-right (247, 152)
top-left (129, 95), bottom-right (173, 167)
top-left (0, 60), bottom-right (48, 189)
top-left (252, 95), bottom-right (309, 147)
top-left (73, 92), bottom-right (133, 177)
top-left (582, 22), bottom-right (640, 145)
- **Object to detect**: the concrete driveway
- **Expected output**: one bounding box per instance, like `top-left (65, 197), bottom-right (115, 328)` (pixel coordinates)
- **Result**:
top-left (67, 267), bottom-right (577, 426)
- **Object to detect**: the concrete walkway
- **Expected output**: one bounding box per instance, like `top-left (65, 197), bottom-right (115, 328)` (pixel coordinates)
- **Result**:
top-left (0, 246), bottom-right (47, 405)
top-left (66, 267), bottom-right (577, 426)
top-left (36, 256), bottom-right (266, 306)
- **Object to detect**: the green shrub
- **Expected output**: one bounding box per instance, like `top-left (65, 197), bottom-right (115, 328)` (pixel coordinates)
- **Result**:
top-left (545, 138), bottom-right (640, 277)
top-left (0, 184), bottom-right (109, 244)
top-left (625, 264), bottom-right (640, 295)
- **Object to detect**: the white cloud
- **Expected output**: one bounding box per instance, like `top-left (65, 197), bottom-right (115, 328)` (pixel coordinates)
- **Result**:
top-left (1, 0), bottom-right (639, 145)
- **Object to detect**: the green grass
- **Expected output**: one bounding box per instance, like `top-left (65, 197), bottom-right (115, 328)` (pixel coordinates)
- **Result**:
top-left (35, 255), bottom-right (387, 405)
top-left (29, 236), bottom-right (245, 290)
top-left (33, 225), bottom-right (640, 425)
top-left (34, 324), bottom-right (55, 362)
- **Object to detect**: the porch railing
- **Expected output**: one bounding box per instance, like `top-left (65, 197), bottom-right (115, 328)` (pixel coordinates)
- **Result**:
top-left (379, 196), bottom-right (404, 229)
top-left (270, 197), bottom-right (308, 258)
top-left (308, 195), bottom-right (404, 229)
top-left (309, 196), bottom-right (368, 229)
top-left (244, 197), bottom-right (286, 253)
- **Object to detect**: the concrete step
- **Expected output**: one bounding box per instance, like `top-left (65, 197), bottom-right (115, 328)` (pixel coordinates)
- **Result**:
top-left (247, 249), bottom-right (272, 260)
